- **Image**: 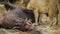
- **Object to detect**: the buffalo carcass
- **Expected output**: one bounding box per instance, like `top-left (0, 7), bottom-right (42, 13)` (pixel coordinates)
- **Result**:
top-left (3, 0), bottom-right (35, 23)
top-left (0, 0), bottom-right (34, 31)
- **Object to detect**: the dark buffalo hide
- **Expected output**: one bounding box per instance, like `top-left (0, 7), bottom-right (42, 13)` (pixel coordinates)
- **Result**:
top-left (0, 0), bottom-right (35, 31)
